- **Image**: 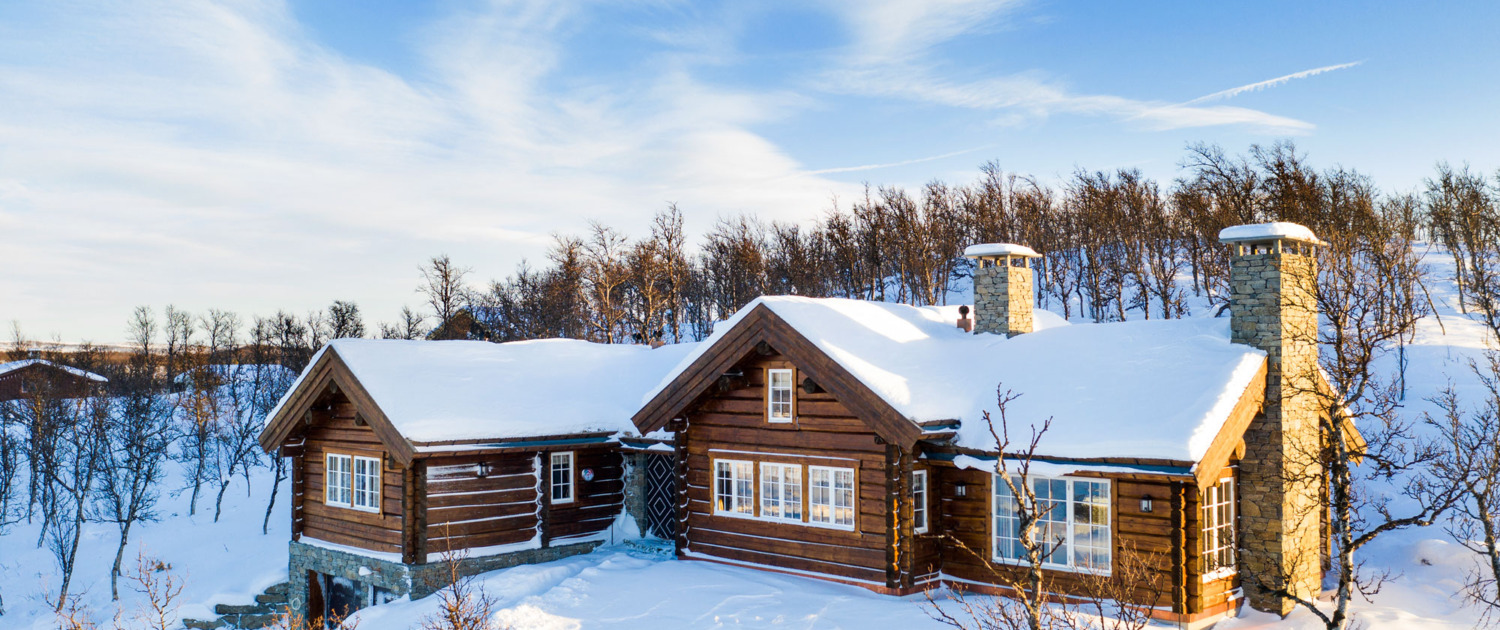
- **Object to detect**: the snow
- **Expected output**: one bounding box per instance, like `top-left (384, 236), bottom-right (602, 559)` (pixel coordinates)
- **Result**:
top-left (0, 465), bottom-right (289, 629)
top-left (0, 359), bottom-right (108, 382)
top-left (1217, 221), bottom-right (1325, 245)
top-left (269, 338), bottom-right (699, 443)
top-left (949, 454), bottom-right (1185, 478)
top-left (962, 243), bottom-right (1041, 258)
top-left (646, 296), bottom-right (1265, 462)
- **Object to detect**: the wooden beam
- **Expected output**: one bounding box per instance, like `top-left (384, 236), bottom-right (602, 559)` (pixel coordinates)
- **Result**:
top-left (1194, 358), bottom-right (1267, 491)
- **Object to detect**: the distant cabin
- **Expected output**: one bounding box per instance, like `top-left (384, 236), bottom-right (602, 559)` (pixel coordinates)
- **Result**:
top-left (260, 222), bottom-right (1355, 627)
top-left (0, 359), bottom-right (108, 401)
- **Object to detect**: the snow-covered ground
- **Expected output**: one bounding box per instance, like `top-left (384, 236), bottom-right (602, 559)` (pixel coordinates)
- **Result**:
top-left (3, 246), bottom-right (1498, 629)
top-left (0, 467), bottom-right (291, 629)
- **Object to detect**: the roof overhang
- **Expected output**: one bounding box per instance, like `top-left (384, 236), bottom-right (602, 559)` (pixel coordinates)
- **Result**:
top-left (257, 348), bottom-right (418, 465)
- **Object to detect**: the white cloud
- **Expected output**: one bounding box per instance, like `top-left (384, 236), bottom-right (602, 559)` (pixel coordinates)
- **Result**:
top-left (1183, 62), bottom-right (1363, 105)
top-left (0, 0), bottom-right (858, 342)
top-left (817, 0), bottom-right (1322, 134)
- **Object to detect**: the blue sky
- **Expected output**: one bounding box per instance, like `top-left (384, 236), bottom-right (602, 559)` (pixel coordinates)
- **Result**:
top-left (2, 0), bottom-right (1497, 343)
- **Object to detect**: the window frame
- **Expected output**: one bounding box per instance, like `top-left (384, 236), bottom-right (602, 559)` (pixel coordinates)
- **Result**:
top-left (1200, 476), bottom-right (1237, 582)
top-left (766, 368), bottom-right (795, 423)
top-left (913, 469), bottom-right (929, 534)
top-left (990, 474), bottom-right (1113, 575)
top-left (349, 455), bottom-right (382, 513)
top-left (759, 462), bottom-right (804, 523)
top-left (324, 453), bottom-right (352, 508)
top-left (807, 465), bottom-right (857, 531)
top-left (713, 459), bottom-right (756, 517)
top-left (550, 451), bottom-right (575, 504)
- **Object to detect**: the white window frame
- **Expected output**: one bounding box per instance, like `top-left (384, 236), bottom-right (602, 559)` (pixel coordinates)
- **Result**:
top-left (759, 462), bottom-right (803, 523)
top-left (551, 451), bottom-right (575, 504)
top-left (808, 466), bottom-right (857, 530)
top-left (714, 459), bottom-right (755, 517)
top-left (991, 474), bottom-right (1112, 574)
top-left (324, 453), bottom-right (352, 508)
top-left (350, 455), bottom-right (382, 513)
top-left (913, 469), bottom-right (929, 534)
top-left (1201, 476), bottom-right (1236, 581)
top-left (767, 368), bottom-right (795, 423)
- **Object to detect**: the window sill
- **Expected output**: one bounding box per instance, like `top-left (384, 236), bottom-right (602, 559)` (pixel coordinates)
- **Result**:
top-left (988, 555), bottom-right (1112, 577)
top-left (1200, 568), bottom-right (1237, 583)
top-left (711, 510), bottom-right (857, 532)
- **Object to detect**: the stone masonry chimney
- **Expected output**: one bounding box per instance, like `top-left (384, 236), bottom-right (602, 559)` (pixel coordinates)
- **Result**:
top-left (964, 244), bottom-right (1041, 337)
top-left (1220, 222), bottom-right (1325, 616)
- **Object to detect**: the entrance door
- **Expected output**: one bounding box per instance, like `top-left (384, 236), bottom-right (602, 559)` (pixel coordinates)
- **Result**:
top-left (324, 575), bottom-right (359, 625)
top-left (644, 452), bottom-right (677, 539)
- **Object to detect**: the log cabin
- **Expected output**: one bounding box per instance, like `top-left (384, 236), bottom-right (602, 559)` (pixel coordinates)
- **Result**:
top-left (0, 358), bottom-right (108, 401)
top-left (631, 223), bottom-right (1357, 627)
top-left (259, 221), bottom-right (1355, 628)
top-left (257, 338), bottom-right (693, 621)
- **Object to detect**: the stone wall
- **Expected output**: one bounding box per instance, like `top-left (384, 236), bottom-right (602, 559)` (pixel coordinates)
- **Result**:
top-left (1228, 246), bottom-right (1323, 615)
top-left (973, 260), bottom-right (1034, 337)
top-left (286, 538), bottom-right (603, 617)
top-left (621, 451), bottom-right (650, 535)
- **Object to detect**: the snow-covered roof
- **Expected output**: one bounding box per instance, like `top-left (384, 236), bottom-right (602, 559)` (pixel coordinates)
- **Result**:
top-left (1218, 222), bottom-right (1324, 245)
top-left (645, 297), bottom-right (1265, 462)
top-left (0, 359), bottom-right (108, 382)
top-left (963, 243), bottom-right (1041, 258)
top-left (279, 338), bottom-right (698, 444)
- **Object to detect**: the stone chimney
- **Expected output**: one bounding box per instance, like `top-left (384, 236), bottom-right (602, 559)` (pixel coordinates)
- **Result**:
top-left (1220, 222), bottom-right (1324, 615)
top-left (964, 244), bottom-right (1040, 337)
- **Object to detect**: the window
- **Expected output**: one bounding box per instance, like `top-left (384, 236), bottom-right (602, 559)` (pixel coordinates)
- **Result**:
top-left (351, 456), bottom-right (382, 512)
top-left (993, 475), bottom-right (1112, 573)
top-left (715, 460), bottom-right (754, 516)
top-left (808, 466), bottom-right (856, 529)
top-left (551, 451), bottom-right (574, 504)
top-left (767, 369), bottom-right (794, 422)
top-left (913, 470), bottom-right (929, 534)
top-left (325, 453), bottom-right (352, 507)
top-left (760, 463), bottom-right (803, 522)
top-left (1202, 477), bottom-right (1236, 580)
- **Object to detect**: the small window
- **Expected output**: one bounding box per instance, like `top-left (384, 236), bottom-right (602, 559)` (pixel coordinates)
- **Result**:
top-left (351, 456), bottom-right (382, 512)
top-left (714, 460), bottom-right (754, 516)
top-left (325, 454), bottom-right (352, 507)
top-left (767, 369), bottom-right (794, 422)
top-left (760, 463), bottom-right (803, 522)
top-left (993, 475), bottom-right (1111, 573)
top-left (551, 452), bottom-right (574, 504)
top-left (808, 466), bottom-right (856, 529)
top-left (1202, 477), bottom-right (1236, 580)
top-left (913, 470), bottom-right (929, 534)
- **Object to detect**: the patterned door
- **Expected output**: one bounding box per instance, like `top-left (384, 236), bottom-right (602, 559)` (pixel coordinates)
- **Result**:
top-left (644, 452), bottom-right (677, 539)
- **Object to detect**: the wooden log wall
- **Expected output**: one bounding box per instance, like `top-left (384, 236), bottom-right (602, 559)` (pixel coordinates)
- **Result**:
top-left (546, 448), bottom-right (626, 543)
top-left (681, 353), bottom-right (893, 585)
top-left (935, 463), bottom-right (1181, 608)
top-left (423, 453), bottom-right (538, 555)
top-left (298, 402), bottom-right (404, 554)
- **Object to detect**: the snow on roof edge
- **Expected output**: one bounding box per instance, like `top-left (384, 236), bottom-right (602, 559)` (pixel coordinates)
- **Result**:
top-left (0, 359), bottom-right (109, 382)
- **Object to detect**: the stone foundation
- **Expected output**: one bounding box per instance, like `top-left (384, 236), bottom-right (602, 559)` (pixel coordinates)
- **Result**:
top-left (286, 539), bottom-right (603, 618)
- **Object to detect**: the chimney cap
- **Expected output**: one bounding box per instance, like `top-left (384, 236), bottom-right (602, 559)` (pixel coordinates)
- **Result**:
top-left (963, 243), bottom-right (1041, 258)
top-left (1218, 222), bottom-right (1325, 246)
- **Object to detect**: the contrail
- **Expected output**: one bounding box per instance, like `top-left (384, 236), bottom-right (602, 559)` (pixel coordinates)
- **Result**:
top-left (1183, 61), bottom-right (1363, 105)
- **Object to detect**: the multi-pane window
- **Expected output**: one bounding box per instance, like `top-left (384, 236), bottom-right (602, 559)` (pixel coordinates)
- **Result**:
top-left (351, 456), bottom-right (382, 512)
top-left (551, 451), bottom-right (574, 504)
top-left (760, 463), bottom-right (803, 522)
top-left (715, 460), bottom-right (755, 516)
top-left (913, 470), bottom-right (929, 534)
top-left (325, 454), bottom-right (352, 507)
top-left (767, 369), bottom-right (794, 422)
top-left (1202, 477), bottom-right (1236, 579)
top-left (809, 466), bottom-right (856, 529)
top-left (993, 475), bottom-right (1112, 573)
